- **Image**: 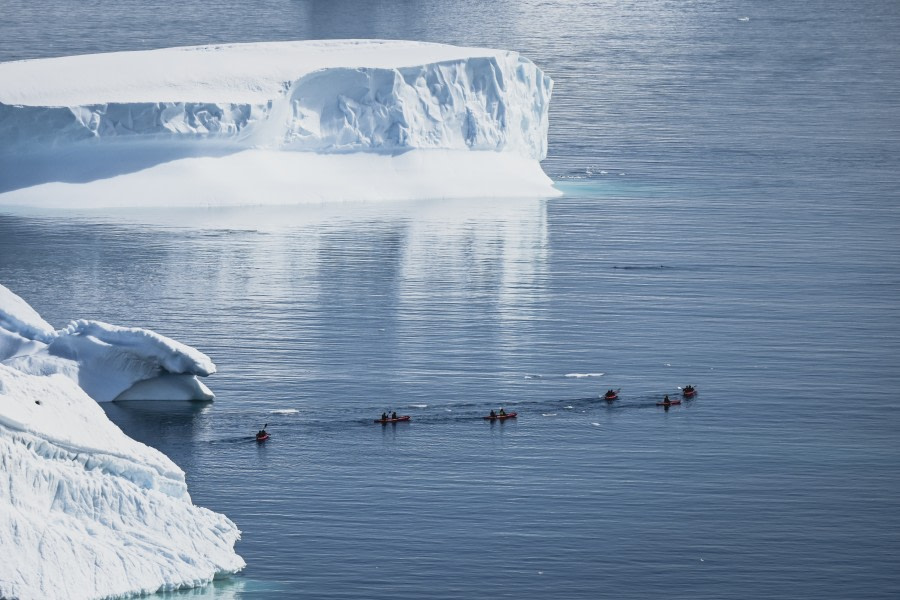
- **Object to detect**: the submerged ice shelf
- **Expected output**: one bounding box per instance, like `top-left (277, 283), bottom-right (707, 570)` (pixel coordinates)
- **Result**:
top-left (0, 40), bottom-right (559, 207)
top-left (0, 285), bottom-right (242, 600)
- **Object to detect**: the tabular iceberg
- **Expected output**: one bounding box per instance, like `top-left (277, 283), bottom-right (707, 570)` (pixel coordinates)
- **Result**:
top-left (0, 284), bottom-right (241, 600)
top-left (0, 40), bottom-right (559, 207)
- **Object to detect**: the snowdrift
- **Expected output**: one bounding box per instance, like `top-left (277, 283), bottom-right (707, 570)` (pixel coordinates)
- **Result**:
top-left (0, 40), bottom-right (558, 207)
top-left (0, 284), bottom-right (215, 402)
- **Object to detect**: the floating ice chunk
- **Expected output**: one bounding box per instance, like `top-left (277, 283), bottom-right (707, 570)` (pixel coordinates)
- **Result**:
top-left (1, 284), bottom-right (216, 402)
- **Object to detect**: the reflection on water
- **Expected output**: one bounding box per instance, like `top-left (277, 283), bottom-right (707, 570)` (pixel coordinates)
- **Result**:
top-left (157, 577), bottom-right (286, 599)
top-left (102, 401), bottom-right (214, 444)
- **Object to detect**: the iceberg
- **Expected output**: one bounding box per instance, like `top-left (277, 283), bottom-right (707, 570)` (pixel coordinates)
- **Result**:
top-left (0, 284), bottom-right (216, 402)
top-left (0, 364), bottom-right (244, 600)
top-left (0, 40), bottom-right (559, 207)
top-left (0, 285), bottom-right (241, 599)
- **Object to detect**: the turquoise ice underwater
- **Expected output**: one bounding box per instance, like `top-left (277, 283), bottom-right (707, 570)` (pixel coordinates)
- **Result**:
top-left (1, 1), bottom-right (899, 599)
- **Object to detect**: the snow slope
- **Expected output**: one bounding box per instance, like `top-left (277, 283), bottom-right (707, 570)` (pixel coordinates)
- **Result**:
top-left (0, 40), bottom-right (558, 206)
top-left (0, 284), bottom-right (215, 402)
top-left (0, 365), bottom-right (244, 600)
top-left (0, 285), bottom-right (241, 599)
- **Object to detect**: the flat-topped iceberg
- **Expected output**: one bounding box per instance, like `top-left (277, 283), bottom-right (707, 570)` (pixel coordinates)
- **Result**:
top-left (0, 284), bottom-right (215, 402)
top-left (0, 40), bottom-right (559, 207)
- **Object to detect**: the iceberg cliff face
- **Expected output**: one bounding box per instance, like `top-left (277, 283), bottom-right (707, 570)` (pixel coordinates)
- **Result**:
top-left (0, 53), bottom-right (550, 160)
top-left (0, 41), bottom-right (558, 206)
top-left (0, 365), bottom-right (244, 600)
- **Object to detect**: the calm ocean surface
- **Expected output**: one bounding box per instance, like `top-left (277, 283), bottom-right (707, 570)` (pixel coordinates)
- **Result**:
top-left (1, 1), bottom-right (899, 599)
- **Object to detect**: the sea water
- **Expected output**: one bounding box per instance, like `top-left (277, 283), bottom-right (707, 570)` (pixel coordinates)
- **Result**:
top-left (1, 1), bottom-right (899, 599)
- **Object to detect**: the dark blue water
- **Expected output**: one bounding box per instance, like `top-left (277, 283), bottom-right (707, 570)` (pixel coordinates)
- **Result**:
top-left (2, 1), bottom-right (900, 599)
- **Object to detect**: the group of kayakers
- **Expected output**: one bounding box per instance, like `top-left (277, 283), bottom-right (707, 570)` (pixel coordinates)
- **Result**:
top-left (604, 385), bottom-right (696, 407)
top-left (256, 387), bottom-right (696, 439)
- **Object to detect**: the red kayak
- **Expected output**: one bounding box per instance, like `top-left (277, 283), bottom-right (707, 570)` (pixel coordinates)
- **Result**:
top-left (375, 416), bottom-right (411, 423)
top-left (483, 412), bottom-right (517, 420)
top-left (256, 433), bottom-right (270, 442)
top-left (682, 388), bottom-right (697, 398)
top-left (603, 391), bottom-right (618, 401)
top-left (657, 400), bottom-right (682, 407)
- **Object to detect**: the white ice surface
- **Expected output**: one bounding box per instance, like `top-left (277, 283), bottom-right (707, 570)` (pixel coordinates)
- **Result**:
top-left (0, 284), bottom-right (216, 402)
top-left (0, 40), bottom-right (558, 207)
top-left (0, 364), bottom-right (244, 600)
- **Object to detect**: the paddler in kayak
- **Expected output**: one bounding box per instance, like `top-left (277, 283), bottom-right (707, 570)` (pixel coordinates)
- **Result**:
top-left (490, 409), bottom-right (497, 418)
top-left (499, 407), bottom-right (506, 416)
top-left (662, 395), bottom-right (671, 405)
top-left (391, 411), bottom-right (398, 420)
top-left (381, 412), bottom-right (388, 421)
top-left (256, 424), bottom-right (268, 440)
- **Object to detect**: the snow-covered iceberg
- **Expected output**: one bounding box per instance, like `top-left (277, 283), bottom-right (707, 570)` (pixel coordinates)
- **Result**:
top-left (0, 284), bottom-right (215, 402)
top-left (0, 364), bottom-right (244, 600)
top-left (0, 40), bottom-right (559, 207)
top-left (0, 284), bottom-right (241, 599)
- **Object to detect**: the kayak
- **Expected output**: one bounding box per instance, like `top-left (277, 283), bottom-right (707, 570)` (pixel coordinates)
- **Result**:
top-left (682, 388), bottom-right (696, 398)
top-left (256, 433), bottom-right (270, 441)
top-left (657, 401), bottom-right (682, 406)
top-left (603, 392), bottom-right (618, 401)
top-left (375, 416), bottom-right (411, 423)
top-left (483, 412), bottom-right (517, 420)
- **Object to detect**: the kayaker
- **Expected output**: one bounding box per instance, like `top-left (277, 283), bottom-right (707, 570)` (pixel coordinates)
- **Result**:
top-left (499, 407), bottom-right (506, 416)
top-left (490, 409), bottom-right (496, 418)
top-left (257, 423), bottom-right (268, 437)
top-left (391, 411), bottom-right (398, 420)
top-left (381, 412), bottom-right (388, 421)
top-left (663, 395), bottom-right (671, 405)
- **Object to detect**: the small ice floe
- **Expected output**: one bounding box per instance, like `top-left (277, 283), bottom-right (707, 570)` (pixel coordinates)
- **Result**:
top-left (524, 374), bottom-right (543, 380)
top-left (565, 373), bottom-right (604, 378)
top-left (738, 16), bottom-right (750, 22)
top-left (564, 405), bottom-right (574, 410)
top-left (271, 409), bottom-right (299, 415)
top-left (542, 413), bottom-right (557, 417)
top-left (445, 408), bottom-right (453, 412)
top-left (591, 422), bottom-right (601, 427)
top-left (409, 404), bottom-right (428, 408)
